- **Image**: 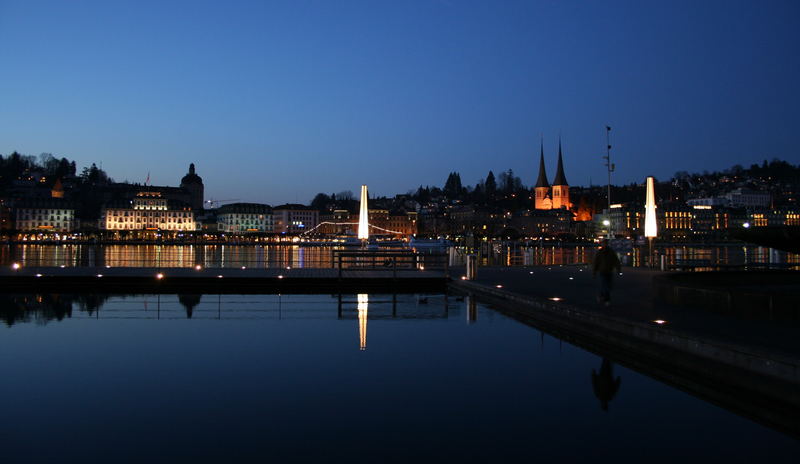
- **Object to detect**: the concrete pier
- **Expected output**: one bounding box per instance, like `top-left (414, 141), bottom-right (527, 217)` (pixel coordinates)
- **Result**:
top-left (449, 265), bottom-right (800, 439)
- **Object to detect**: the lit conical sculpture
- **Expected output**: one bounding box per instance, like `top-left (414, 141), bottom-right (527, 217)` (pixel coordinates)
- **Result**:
top-left (644, 176), bottom-right (658, 238)
top-left (357, 185), bottom-right (369, 240)
top-left (357, 293), bottom-right (369, 351)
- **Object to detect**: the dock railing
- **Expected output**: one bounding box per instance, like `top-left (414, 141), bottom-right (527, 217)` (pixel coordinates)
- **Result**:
top-left (332, 250), bottom-right (449, 279)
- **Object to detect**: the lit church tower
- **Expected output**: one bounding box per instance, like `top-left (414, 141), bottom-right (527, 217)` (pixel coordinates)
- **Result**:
top-left (534, 139), bottom-right (552, 210)
top-left (551, 139), bottom-right (571, 209)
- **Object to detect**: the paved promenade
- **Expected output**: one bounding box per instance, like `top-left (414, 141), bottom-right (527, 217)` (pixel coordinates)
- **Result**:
top-left (455, 265), bottom-right (800, 359)
top-left (450, 264), bottom-right (800, 438)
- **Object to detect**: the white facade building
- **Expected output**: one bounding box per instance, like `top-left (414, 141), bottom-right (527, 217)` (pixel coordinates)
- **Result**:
top-left (101, 191), bottom-right (196, 231)
top-left (15, 199), bottom-right (76, 232)
top-left (724, 188), bottom-right (771, 208)
top-left (687, 197), bottom-right (730, 207)
top-left (217, 203), bottom-right (273, 233)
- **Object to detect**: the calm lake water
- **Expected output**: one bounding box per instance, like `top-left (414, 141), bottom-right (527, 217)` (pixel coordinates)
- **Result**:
top-left (1, 243), bottom-right (799, 269)
top-left (0, 293), bottom-right (796, 462)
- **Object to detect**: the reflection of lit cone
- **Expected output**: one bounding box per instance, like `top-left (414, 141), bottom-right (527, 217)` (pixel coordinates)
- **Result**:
top-left (358, 294), bottom-right (368, 351)
top-left (466, 296), bottom-right (477, 323)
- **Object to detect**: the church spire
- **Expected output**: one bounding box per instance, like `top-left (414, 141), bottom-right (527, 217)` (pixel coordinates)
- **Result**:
top-left (535, 138), bottom-right (549, 188)
top-left (553, 138), bottom-right (568, 186)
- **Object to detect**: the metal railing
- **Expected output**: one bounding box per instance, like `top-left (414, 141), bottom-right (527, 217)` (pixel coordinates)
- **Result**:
top-left (333, 250), bottom-right (448, 278)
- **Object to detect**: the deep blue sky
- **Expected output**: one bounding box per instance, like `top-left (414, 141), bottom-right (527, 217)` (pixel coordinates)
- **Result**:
top-left (1, 1), bottom-right (798, 204)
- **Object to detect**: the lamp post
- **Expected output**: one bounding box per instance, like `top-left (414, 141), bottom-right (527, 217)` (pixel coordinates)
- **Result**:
top-left (644, 176), bottom-right (658, 268)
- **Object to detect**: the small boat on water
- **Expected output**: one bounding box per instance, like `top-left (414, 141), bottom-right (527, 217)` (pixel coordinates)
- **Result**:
top-left (339, 237), bottom-right (406, 248)
top-left (408, 237), bottom-right (454, 249)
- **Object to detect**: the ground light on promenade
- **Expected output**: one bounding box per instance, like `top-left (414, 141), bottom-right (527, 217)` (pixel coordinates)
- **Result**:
top-left (358, 184), bottom-right (369, 241)
top-left (645, 176), bottom-right (658, 267)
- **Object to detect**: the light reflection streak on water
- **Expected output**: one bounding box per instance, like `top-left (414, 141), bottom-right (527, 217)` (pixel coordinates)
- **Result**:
top-left (0, 244), bottom-right (798, 270)
top-left (358, 293), bottom-right (368, 351)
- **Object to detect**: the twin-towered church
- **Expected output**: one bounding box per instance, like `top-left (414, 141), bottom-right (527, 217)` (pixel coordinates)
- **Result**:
top-left (533, 139), bottom-right (572, 211)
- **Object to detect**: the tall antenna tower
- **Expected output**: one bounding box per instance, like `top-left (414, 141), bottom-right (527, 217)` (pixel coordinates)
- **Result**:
top-left (603, 125), bottom-right (614, 210)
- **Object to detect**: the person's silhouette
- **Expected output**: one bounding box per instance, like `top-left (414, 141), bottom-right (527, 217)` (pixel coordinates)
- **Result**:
top-left (592, 358), bottom-right (621, 411)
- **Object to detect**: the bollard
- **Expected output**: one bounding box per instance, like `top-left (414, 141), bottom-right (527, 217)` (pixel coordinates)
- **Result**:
top-left (466, 254), bottom-right (478, 280)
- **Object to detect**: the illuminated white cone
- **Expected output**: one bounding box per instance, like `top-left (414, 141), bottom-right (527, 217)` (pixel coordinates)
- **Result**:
top-left (358, 185), bottom-right (369, 240)
top-left (644, 176), bottom-right (658, 238)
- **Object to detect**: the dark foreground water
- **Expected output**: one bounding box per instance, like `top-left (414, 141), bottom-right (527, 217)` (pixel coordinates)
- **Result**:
top-left (0, 294), bottom-right (797, 462)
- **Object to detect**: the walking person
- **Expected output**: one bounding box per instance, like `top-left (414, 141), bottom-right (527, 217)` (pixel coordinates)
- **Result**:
top-left (592, 239), bottom-right (621, 306)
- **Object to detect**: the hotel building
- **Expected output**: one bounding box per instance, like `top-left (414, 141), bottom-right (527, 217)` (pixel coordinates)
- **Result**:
top-left (100, 191), bottom-right (196, 231)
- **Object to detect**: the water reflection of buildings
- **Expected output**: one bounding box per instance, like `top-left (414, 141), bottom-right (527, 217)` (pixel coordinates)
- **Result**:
top-left (0, 294), bottom-right (111, 326)
top-left (3, 243), bottom-right (800, 270)
top-left (0, 293), bottom-right (208, 325)
top-left (2, 244), bottom-right (345, 268)
top-left (178, 294), bottom-right (202, 319)
top-left (2, 293), bottom-right (453, 327)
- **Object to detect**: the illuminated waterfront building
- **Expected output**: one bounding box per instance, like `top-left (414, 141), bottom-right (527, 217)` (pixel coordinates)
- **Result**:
top-left (217, 203), bottom-right (273, 234)
top-left (273, 204), bottom-right (319, 234)
top-left (687, 189), bottom-right (771, 209)
top-left (100, 191), bottom-right (196, 231)
top-left (725, 188), bottom-right (771, 208)
top-left (356, 210), bottom-right (418, 237)
top-left (14, 198), bottom-right (76, 232)
top-left (595, 201), bottom-right (795, 241)
top-left (509, 209), bottom-right (573, 237)
top-left (315, 209), bottom-right (418, 237)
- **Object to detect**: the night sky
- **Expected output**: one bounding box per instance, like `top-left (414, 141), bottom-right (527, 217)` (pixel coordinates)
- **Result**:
top-left (1, 0), bottom-right (798, 204)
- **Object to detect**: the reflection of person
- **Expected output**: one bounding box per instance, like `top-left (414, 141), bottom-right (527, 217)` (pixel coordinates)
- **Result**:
top-left (592, 358), bottom-right (621, 412)
top-left (592, 239), bottom-right (621, 306)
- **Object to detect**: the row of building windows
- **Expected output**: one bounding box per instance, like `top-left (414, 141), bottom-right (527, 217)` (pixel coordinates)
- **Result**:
top-left (108, 217), bottom-right (190, 223)
top-left (108, 210), bottom-right (191, 217)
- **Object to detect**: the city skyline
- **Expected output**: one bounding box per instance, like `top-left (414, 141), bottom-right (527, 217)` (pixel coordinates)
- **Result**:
top-left (2, 1), bottom-right (799, 204)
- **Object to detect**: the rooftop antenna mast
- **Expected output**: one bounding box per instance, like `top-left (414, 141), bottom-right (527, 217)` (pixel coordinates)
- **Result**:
top-left (603, 126), bottom-right (615, 239)
top-left (603, 125), bottom-right (614, 210)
